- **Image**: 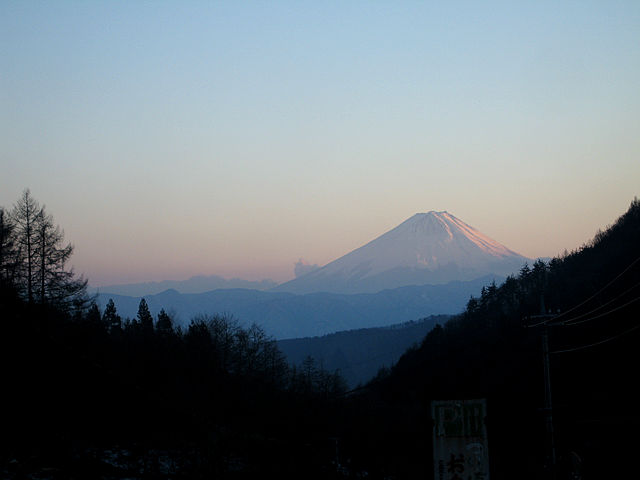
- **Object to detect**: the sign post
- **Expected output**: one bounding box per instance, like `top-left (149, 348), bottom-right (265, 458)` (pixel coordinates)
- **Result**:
top-left (432, 399), bottom-right (490, 480)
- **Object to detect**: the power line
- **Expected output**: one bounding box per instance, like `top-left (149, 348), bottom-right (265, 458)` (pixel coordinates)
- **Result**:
top-left (525, 314), bottom-right (558, 328)
top-left (549, 282), bottom-right (640, 325)
top-left (548, 255), bottom-right (640, 324)
top-left (551, 323), bottom-right (640, 354)
top-left (559, 294), bottom-right (640, 326)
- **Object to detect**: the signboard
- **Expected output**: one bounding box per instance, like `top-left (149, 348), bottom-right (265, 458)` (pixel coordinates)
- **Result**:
top-left (432, 399), bottom-right (490, 480)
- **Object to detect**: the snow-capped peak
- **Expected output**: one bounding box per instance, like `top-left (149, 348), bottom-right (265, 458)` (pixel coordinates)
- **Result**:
top-left (275, 211), bottom-right (529, 294)
top-left (401, 211), bottom-right (519, 258)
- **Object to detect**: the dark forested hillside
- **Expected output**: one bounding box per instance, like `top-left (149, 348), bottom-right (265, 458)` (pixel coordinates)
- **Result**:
top-left (278, 315), bottom-right (449, 387)
top-left (0, 295), bottom-right (349, 479)
top-left (338, 198), bottom-right (640, 479)
top-left (2, 193), bottom-right (639, 479)
top-left (0, 192), bottom-right (348, 479)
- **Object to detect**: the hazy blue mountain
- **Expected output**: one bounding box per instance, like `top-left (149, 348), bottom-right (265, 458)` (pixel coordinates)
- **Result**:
top-left (278, 315), bottom-right (450, 387)
top-left (91, 274), bottom-right (277, 296)
top-left (96, 275), bottom-right (499, 339)
top-left (274, 211), bottom-right (529, 294)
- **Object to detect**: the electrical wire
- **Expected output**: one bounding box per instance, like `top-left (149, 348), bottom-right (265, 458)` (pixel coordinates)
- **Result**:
top-left (559, 294), bottom-right (640, 326)
top-left (547, 255), bottom-right (640, 323)
top-left (548, 282), bottom-right (640, 326)
top-left (525, 315), bottom-right (558, 328)
top-left (551, 323), bottom-right (640, 354)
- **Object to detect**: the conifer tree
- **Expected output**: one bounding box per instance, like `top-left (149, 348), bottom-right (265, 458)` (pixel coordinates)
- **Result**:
top-left (137, 298), bottom-right (154, 332)
top-left (156, 308), bottom-right (173, 335)
top-left (302, 355), bottom-right (318, 392)
top-left (102, 298), bottom-right (121, 333)
top-left (85, 302), bottom-right (102, 327)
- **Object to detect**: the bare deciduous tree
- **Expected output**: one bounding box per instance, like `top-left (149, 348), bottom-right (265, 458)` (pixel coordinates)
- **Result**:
top-left (0, 207), bottom-right (19, 285)
top-left (9, 189), bottom-right (88, 310)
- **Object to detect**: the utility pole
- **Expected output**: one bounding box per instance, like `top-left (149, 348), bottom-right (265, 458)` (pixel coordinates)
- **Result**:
top-left (541, 323), bottom-right (556, 479)
top-left (328, 436), bottom-right (340, 474)
top-left (526, 294), bottom-right (557, 479)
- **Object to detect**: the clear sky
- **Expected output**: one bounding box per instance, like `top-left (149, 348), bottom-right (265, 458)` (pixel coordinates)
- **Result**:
top-left (1, 1), bottom-right (639, 286)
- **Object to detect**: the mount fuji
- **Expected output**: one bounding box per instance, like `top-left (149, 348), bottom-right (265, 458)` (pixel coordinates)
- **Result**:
top-left (275, 211), bottom-right (530, 294)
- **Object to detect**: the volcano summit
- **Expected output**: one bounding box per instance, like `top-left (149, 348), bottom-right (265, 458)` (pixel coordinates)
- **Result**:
top-left (275, 211), bottom-right (529, 294)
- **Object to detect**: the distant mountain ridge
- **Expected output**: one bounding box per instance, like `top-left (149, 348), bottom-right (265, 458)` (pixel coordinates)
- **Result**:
top-left (96, 275), bottom-right (498, 339)
top-left (278, 315), bottom-right (450, 387)
top-left (275, 211), bottom-right (529, 294)
top-left (92, 275), bottom-right (277, 296)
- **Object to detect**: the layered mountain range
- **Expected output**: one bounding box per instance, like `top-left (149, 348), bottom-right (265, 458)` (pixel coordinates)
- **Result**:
top-left (96, 276), bottom-right (493, 339)
top-left (97, 211), bottom-right (530, 338)
top-left (92, 275), bottom-right (277, 297)
top-left (275, 211), bottom-right (529, 294)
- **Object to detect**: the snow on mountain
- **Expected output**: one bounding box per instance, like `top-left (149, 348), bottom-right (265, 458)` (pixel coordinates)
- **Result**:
top-left (274, 211), bottom-right (529, 294)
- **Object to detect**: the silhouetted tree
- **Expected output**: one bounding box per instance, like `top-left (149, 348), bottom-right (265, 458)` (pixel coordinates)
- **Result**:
top-left (9, 189), bottom-right (88, 310)
top-left (33, 208), bottom-right (87, 309)
top-left (466, 295), bottom-right (479, 313)
top-left (207, 314), bottom-right (239, 371)
top-left (156, 308), bottom-right (173, 335)
top-left (11, 189), bottom-right (42, 303)
top-left (0, 207), bottom-right (18, 286)
top-left (302, 355), bottom-right (318, 392)
top-left (85, 302), bottom-right (102, 327)
top-left (185, 319), bottom-right (214, 366)
top-left (102, 298), bottom-right (121, 333)
top-left (137, 298), bottom-right (153, 333)
top-left (263, 339), bottom-right (288, 386)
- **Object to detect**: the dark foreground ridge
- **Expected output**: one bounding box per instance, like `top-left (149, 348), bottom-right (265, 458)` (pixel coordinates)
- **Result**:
top-left (1, 193), bottom-right (639, 478)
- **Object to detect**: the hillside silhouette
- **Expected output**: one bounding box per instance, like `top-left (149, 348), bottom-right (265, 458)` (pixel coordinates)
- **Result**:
top-left (278, 315), bottom-right (450, 387)
top-left (337, 198), bottom-right (640, 479)
top-left (1, 193), bottom-right (639, 478)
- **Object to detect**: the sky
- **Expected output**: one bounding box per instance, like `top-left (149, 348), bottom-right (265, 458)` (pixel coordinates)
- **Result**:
top-left (1, 1), bottom-right (639, 286)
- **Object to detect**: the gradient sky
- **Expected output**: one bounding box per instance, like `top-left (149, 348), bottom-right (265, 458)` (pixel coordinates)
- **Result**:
top-left (1, 1), bottom-right (639, 286)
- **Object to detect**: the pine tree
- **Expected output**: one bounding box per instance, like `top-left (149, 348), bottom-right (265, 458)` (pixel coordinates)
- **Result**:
top-left (156, 308), bottom-right (173, 335)
top-left (137, 298), bottom-right (154, 333)
top-left (102, 298), bottom-right (121, 333)
top-left (302, 355), bottom-right (318, 392)
top-left (85, 302), bottom-right (102, 327)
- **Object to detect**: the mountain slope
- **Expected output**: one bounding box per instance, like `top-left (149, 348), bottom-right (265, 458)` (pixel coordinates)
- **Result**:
top-left (277, 315), bottom-right (449, 387)
top-left (343, 199), bottom-right (640, 478)
top-left (275, 211), bottom-right (529, 294)
top-left (96, 275), bottom-right (496, 339)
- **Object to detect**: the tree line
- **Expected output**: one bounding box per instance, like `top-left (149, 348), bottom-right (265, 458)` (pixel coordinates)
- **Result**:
top-left (91, 295), bottom-right (346, 397)
top-left (1, 190), bottom-right (349, 478)
top-left (0, 189), bottom-right (346, 398)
